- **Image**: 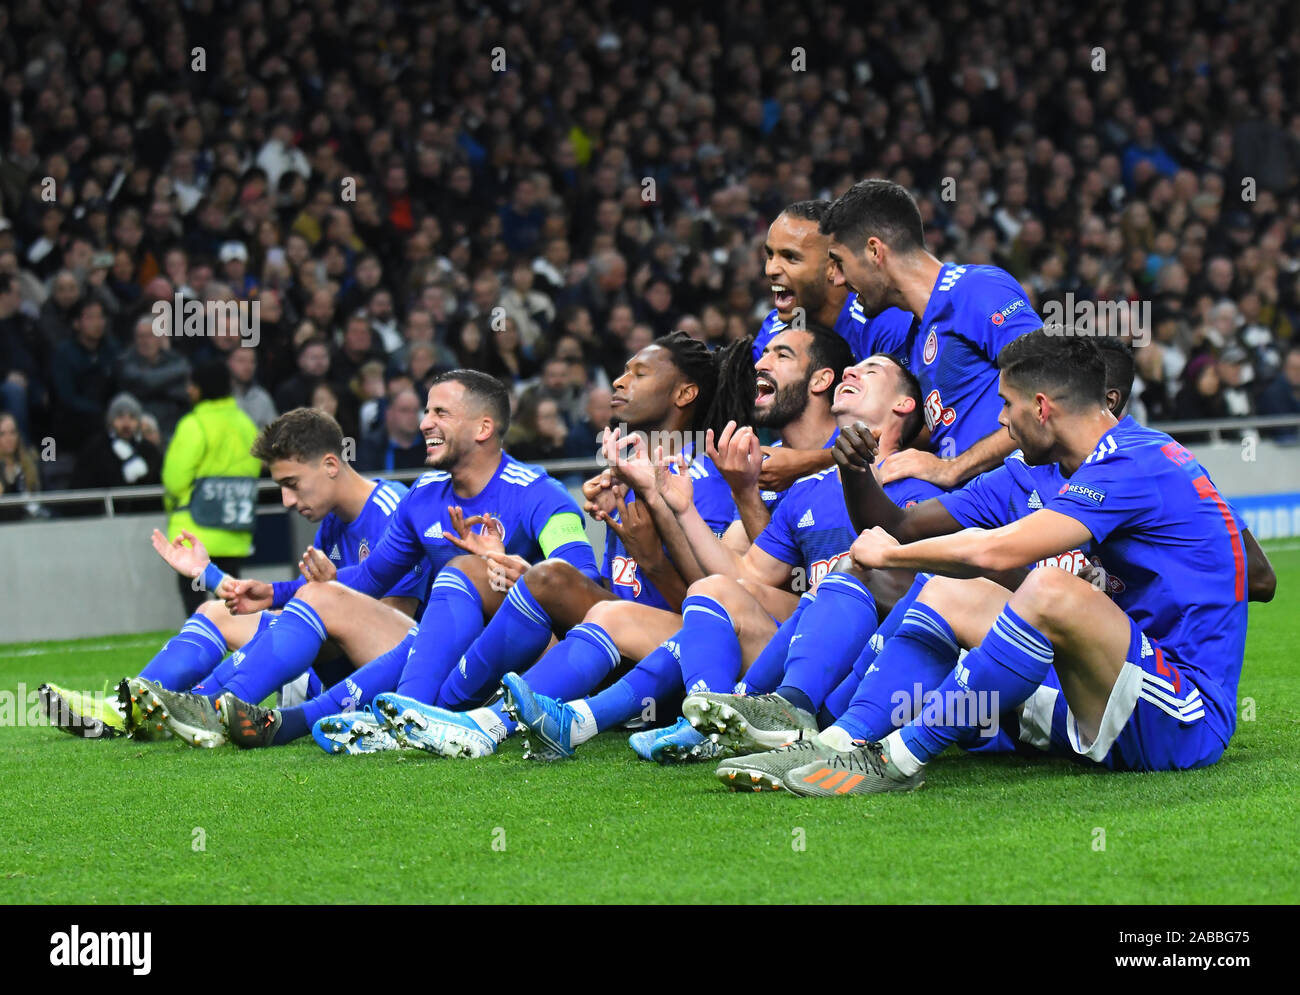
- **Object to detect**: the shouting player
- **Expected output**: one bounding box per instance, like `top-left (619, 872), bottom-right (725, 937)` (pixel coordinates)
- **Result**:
top-left (722, 330), bottom-right (1266, 794)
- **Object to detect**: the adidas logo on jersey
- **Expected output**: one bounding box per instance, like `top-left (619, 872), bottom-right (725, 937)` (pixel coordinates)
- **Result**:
top-left (328, 543), bottom-right (342, 561)
top-left (797, 509), bottom-right (815, 528)
top-left (424, 522), bottom-right (444, 539)
top-left (1028, 490), bottom-right (1043, 510)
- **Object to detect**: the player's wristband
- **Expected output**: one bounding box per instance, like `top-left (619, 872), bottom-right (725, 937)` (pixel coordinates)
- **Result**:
top-left (200, 563), bottom-right (228, 593)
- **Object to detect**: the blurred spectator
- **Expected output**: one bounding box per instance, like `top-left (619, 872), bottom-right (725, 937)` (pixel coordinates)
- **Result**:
top-left (71, 393), bottom-right (162, 490)
top-left (357, 387), bottom-right (426, 472)
top-left (115, 316), bottom-right (191, 437)
top-left (50, 298), bottom-right (118, 455)
top-left (1258, 343), bottom-right (1300, 441)
top-left (139, 413), bottom-right (163, 451)
top-left (481, 315), bottom-right (538, 386)
top-left (1173, 353), bottom-right (1227, 437)
top-left (499, 260), bottom-right (556, 351)
top-left (564, 386), bottom-right (613, 461)
top-left (227, 345), bottom-right (277, 430)
top-left (274, 336), bottom-right (331, 413)
top-left (0, 272), bottom-right (40, 440)
top-left (0, 411), bottom-right (42, 520)
top-left (332, 312), bottom-right (386, 390)
top-left (310, 379), bottom-right (358, 442)
top-left (1216, 345), bottom-right (1255, 419)
top-left (506, 387), bottom-right (570, 463)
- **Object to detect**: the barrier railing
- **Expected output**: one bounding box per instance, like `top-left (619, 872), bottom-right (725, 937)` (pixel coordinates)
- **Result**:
top-left (0, 458), bottom-right (607, 518)
top-left (1, 415), bottom-right (1297, 518)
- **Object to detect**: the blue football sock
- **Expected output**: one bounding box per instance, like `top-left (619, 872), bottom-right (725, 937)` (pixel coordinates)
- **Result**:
top-left (395, 569), bottom-right (485, 702)
top-left (821, 573), bottom-right (929, 722)
top-left (221, 599), bottom-right (327, 705)
top-left (138, 614), bottom-right (227, 690)
top-left (294, 627), bottom-right (420, 738)
top-left (436, 574), bottom-right (548, 709)
top-left (739, 592), bottom-right (812, 694)
top-left (899, 604), bottom-right (1054, 765)
top-left (677, 596), bottom-right (742, 694)
top-left (191, 654), bottom-right (241, 697)
top-left (834, 602), bottom-right (962, 742)
top-left (191, 613), bottom-right (276, 696)
top-left (523, 623), bottom-right (621, 701)
top-left (777, 572), bottom-right (878, 711)
top-left (588, 642), bottom-right (684, 732)
top-left (274, 707), bottom-right (309, 744)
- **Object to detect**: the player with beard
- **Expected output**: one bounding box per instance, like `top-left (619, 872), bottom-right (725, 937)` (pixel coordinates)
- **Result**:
top-left (183, 371), bottom-right (599, 749)
top-left (700, 339), bottom-right (1277, 772)
top-left (358, 325), bottom-right (852, 758)
top-left (721, 332), bottom-right (1265, 795)
top-left (751, 200), bottom-right (914, 492)
top-left (312, 332), bottom-right (751, 755)
top-left (499, 348), bottom-right (946, 761)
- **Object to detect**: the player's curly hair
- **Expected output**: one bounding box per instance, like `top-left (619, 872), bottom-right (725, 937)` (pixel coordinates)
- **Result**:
top-left (655, 330), bottom-right (756, 438)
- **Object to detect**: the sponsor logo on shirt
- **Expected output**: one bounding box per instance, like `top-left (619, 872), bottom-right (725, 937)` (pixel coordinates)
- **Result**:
top-left (989, 298), bottom-right (1028, 326)
top-left (1061, 482), bottom-right (1106, 505)
top-left (797, 509), bottom-right (815, 528)
top-left (610, 555), bottom-right (643, 597)
top-left (328, 543), bottom-right (341, 561)
top-left (1027, 490), bottom-right (1043, 509)
top-left (923, 389), bottom-right (957, 429)
top-left (1036, 549), bottom-right (1088, 573)
top-left (807, 552), bottom-right (851, 591)
top-left (424, 522), bottom-right (444, 539)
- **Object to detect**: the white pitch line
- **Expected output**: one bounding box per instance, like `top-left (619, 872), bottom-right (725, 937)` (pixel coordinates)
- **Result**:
top-left (0, 637), bottom-right (162, 659)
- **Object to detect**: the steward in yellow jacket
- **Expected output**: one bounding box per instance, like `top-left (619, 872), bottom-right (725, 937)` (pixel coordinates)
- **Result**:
top-left (162, 360), bottom-right (262, 560)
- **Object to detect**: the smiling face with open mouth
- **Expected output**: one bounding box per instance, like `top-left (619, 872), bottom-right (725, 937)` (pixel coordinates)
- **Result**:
top-left (419, 380), bottom-right (481, 470)
top-left (764, 211), bottom-right (834, 323)
top-left (752, 328), bottom-right (816, 428)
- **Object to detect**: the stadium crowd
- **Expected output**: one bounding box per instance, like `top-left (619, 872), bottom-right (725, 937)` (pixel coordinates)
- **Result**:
top-left (2, 0), bottom-right (1300, 515)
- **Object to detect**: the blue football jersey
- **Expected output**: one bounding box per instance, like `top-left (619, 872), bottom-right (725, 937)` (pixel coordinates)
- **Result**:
top-left (759, 427), bottom-right (840, 511)
top-left (1043, 417), bottom-right (1249, 745)
top-left (602, 451), bottom-right (737, 610)
top-left (753, 467), bottom-right (859, 592)
top-left (337, 453), bottom-right (598, 596)
top-left (936, 453), bottom-right (1092, 574)
top-left (271, 479), bottom-right (429, 609)
top-left (881, 472), bottom-right (946, 510)
top-left (907, 263), bottom-right (1039, 457)
top-left (753, 294), bottom-right (915, 364)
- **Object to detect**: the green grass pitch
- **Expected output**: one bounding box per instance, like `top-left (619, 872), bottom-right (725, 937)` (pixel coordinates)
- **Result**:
top-left (3, 546), bottom-right (1298, 905)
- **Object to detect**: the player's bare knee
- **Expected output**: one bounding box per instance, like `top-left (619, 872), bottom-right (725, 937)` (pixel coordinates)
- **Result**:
top-left (583, 598), bottom-right (635, 641)
top-left (687, 574), bottom-right (739, 603)
top-left (196, 599), bottom-right (225, 622)
top-left (915, 575), bottom-right (966, 615)
top-left (296, 579), bottom-right (337, 608)
top-left (1010, 567), bottom-right (1082, 630)
top-left (522, 558), bottom-right (579, 598)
